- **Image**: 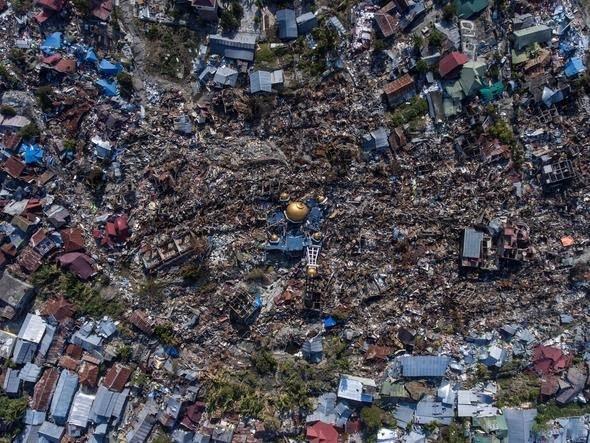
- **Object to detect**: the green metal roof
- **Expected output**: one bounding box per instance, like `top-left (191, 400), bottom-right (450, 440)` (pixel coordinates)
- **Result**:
top-left (455, 0), bottom-right (488, 18)
top-left (513, 25), bottom-right (552, 51)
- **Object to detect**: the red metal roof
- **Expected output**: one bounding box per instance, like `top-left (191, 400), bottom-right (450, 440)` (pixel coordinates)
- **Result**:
top-left (54, 58), bottom-right (77, 74)
top-left (61, 228), bottom-right (85, 253)
top-left (532, 345), bottom-right (572, 375)
top-left (383, 74), bottom-right (414, 97)
top-left (41, 296), bottom-right (76, 322)
top-left (36, 0), bottom-right (64, 11)
top-left (4, 156), bottom-right (25, 178)
top-left (306, 422), bottom-right (339, 443)
top-left (439, 51), bottom-right (469, 77)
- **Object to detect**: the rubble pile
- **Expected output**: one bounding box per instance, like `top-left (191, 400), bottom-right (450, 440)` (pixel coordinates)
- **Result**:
top-left (0, 0), bottom-right (589, 441)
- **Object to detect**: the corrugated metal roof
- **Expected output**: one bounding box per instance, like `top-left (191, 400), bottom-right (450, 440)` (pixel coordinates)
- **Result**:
top-left (3, 367), bottom-right (20, 394)
top-left (18, 313), bottom-right (47, 343)
top-left (19, 362), bottom-right (42, 383)
top-left (38, 421), bottom-right (64, 442)
top-left (68, 391), bottom-right (95, 428)
top-left (50, 370), bottom-right (79, 423)
top-left (276, 9), bottom-right (297, 40)
top-left (249, 71), bottom-right (272, 93)
top-left (25, 408), bottom-right (46, 426)
top-left (399, 355), bottom-right (451, 377)
top-left (12, 338), bottom-right (37, 364)
top-left (463, 228), bottom-right (483, 259)
top-left (0, 329), bottom-right (16, 359)
top-left (504, 408), bottom-right (537, 443)
top-left (127, 400), bottom-right (158, 443)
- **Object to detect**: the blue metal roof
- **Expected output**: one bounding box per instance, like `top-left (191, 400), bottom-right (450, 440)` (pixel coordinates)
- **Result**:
top-left (50, 370), bottom-right (79, 424)
top-left (504, 408), bottom-right (537, 443)
top-left (276, 9), bottom-right (298, 40)
top-left (565, 57), bottom-right (585, 78)
top-left (38, 421), bottom-right (64, 442)
top-left (399, 355), bottom-right (451, 377)
top-left (3, 367), bottom-right (20, 394)
top-left (41, 32), bottom-right (62, 54)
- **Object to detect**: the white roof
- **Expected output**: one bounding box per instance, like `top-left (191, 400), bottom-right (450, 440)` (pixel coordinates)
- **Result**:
top-left (18, 314), bottom-right (46, 344)
top-left (68, 391), bottom-right (95, 428)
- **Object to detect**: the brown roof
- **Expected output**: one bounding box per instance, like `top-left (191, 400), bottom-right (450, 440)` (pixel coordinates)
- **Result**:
top-left (31, 367), bottom-right (59, 411)
top-left (82, 353), bottom-right (102, 366)
top-left (41, 297), bottom-right (76, 323)
top-left (65, 343), bottom-right (83, 359)
top-left (375, 12), bottom-right (397, 38)
top-left (4, 156), bottom-right (25, 178)
top-left (58, 355), bottom-right (79, 371)
top-left (103, 363), bottom-right (132, 392)
top-left (2, 133), bottom-right (21, 151)
top-left (365, 345), bottom-right (392, 361)
top-left (17, 246), bottom-right (43, 273)
top-left (383, 74), bottom-right (414, 97)
top-left (61, 228), bottom-right (85, 253)
top-left (128, 310), bottom-right (154, 334)
top-left (79, 361), bottom-right (99, 388)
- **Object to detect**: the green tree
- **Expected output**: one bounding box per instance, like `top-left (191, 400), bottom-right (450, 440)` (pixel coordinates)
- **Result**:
top-left (428, 29), bottom-right (444, 48)
top-left (415, 59), bottom-right (428, 74)
top-left (361, 405), bottom-right (384, 432)
top-left (412, 34), bottom-right (423, 51)
top-left (19, 123), bottom-right (40, 140)
top-left (443, 3), bottom-right (456, 20)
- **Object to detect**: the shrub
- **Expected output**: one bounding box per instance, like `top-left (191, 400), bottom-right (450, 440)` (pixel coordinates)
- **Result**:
top-left (0, 105), bottom-right (16, 117)
top-left (251, 349), bottom-right (277, 375)
top-left (443, 3), bottom-right (456, 20)
top-left (116, 72), bottom-right (134, 99)
top-left (154, 323), bottom-right (178, 346)
top-left (36, 86), bottom-right (54, 111)
top-left (428, 29), bottom-right (444, 48)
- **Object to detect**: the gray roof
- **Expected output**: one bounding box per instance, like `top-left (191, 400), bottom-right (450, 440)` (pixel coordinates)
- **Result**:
top-left (68, 391), bottom-right (95, 429)
top-left (20, 362), bottom-right (42, 383)
top-left (38, 421), bottom-right (64, 442)
top-left (415, 397), bottom-right (454, 425)
top-left (18, 424), bottom-right (41, 443)
top-left (213, 66), bottom-right (238, 87)
top-left (513, 25), bottom-right (552, 51)
top-left (394, 404), bottom-right (415, 428)
top-left (3, 367), bottom-right (20, 394)
top-left (302, 336), bottom-right (323, 355)
top-left (0, 272), bottom-right (34, 310)
top-left (327, 16), bottom-right (346, 34)
top-left (296, 12), bottom-right (317, 35)
top-left (50, 370), bottom-right (79, 424)
top-left (209, 34), bottom-right (256, 61)
top-left (362, 127), bottom-right (390, 152)
top-left (91, 386), bottom-right (129, 422)
top-left (276, 9), bottom-right (298, 40)
top-left (399, 355), bottom-right (451, 377)
top-left (127, 401), bottom-right (158, 443)
top-left (504, 408), bottom-right (537, 443)
top-left (463, 228), bottom-right (483, 259)
top-left (250, 71), bottom-right (273, 93)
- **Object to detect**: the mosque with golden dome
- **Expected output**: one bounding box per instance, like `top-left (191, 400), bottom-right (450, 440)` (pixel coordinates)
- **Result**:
top-left (265, 193), bottom-right (329, 278)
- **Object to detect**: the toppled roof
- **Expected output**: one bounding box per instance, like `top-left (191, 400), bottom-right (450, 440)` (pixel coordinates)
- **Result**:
top-left (41, 296), bottom-right (75, 322)
top-left (58, 252), bottom-right (96, 280)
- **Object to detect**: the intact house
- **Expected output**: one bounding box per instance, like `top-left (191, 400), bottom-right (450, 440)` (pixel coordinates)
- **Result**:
top-left (383, 74), bottom-right (416, 108)
top-left (337, 374), bottom-right (377, 404)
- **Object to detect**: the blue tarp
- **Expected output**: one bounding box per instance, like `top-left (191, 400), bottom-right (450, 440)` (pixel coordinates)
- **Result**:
top-left (323, 316), bottom-right (337, 329)
top-left (41, 32), bottom-right (62, 54)
top-left (85, 49), bottom-right (98, 64)
top-left (98, 59), bottom-right (122, 76)
top-left (96, 79), bottom-right (118, 96)
top-left (20, 143), bottom-right (44, 165)
top-left (164, 346), bottom-right (180, 358)
top-left (565, 57), bottom-right (585, 77)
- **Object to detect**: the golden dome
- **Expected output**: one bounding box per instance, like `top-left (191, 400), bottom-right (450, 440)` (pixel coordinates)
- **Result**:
top-left (306, 266), bottom-right (318, 278)
top-left (312, 232), bottom-right (322, 241)
top-left (269, 233), bottom-right (280, 243)
top-left (279, 192), bottom-right (290, 202)
top-left (316, 195), bottom-right (328, 204)
top-left (285, 201), bottom-right (309, 223)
